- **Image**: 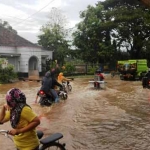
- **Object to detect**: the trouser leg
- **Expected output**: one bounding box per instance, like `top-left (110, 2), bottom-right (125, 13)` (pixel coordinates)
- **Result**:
top-left (50, 89), bottom-right (59, 103)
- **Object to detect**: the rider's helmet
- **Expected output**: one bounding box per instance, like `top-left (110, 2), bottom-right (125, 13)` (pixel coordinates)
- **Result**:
top-left (95, 70), bottom-right (101, 74)
top-left (6, 88), bottom-right (26, 108)
top-left (59, 72), bottom-right (63, 76)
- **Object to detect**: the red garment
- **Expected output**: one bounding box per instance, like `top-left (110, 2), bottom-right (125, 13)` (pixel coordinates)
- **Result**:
top-left (97, 73), bottom-right (104, 80)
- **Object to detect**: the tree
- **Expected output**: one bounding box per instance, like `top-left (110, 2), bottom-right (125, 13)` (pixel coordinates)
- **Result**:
top-left (101, 0), bottom-right (150, 59)
top-left (0, 20), bottom-right (17, 34)
top-left (72, 4), bottom-right (116, 64)
top-left (72, 0), bottom-right (150, 65)
top-left (38, 7), bottom-right (70, 66)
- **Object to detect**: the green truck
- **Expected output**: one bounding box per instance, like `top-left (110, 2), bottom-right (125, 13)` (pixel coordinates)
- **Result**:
top-left (117, 59), bottom-right (149, 80)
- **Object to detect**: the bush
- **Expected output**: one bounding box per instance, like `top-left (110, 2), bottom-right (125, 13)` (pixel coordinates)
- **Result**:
top-left (61, 62), bottom-right (76, 75)
top-left (87, 66), bottom-right (97, 74)
top-left (0, 64), bottom-right (17, 83)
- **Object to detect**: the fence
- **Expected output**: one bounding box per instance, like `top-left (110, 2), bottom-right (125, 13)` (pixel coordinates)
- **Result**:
top-left (71, 64), bottom-right (116, 75)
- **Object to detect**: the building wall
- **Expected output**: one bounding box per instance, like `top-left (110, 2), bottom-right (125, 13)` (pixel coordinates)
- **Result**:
top-left (17, 47), bottom-right (52, 73)
top-left (0, 46), bottom-right (19, 72)
top-left (17, 47), bottom-right (41, 73)
top-left (0, 46), bottom-right (52, 74)
top-left (0, 46), bottom-right (17, 53)
top-left (7, 57), bottom-right (20, 72)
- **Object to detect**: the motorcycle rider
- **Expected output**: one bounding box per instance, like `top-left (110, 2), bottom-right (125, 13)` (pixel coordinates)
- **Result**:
top-left (95, 70), bottom-right (104, 81)
top-left (94, 70), bottom-right (105, 89)
top-left (142, 68), bottom-right (150, 88)
top-left (145, 68), bottom-right (150, 79)
top-left (0, 88), bottom-right (40, 150)
top-left (40, 71), bottom-right (52, 96)
top-left (57, 72), bottom-right (71, 84)
top-left (50, 70), bottom-right (63, 103)
top-left (40, 71), bottom-right (63, 103)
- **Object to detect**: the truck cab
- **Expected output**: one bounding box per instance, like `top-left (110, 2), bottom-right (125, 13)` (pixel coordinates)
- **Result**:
top-left (117, 59), bottom-right (148, 80)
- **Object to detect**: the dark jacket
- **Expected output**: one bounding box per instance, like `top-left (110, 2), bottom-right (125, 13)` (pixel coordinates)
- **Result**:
top-left (145, 71), bottom-right (150, 79)
top-left (49, 69), bottom-right (62, 89)
top-left (40, 72), bottom-right (52, 93)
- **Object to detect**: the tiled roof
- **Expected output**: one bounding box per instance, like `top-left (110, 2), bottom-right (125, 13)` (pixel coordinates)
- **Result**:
top-left (0, 25), bottom-right (40, 47)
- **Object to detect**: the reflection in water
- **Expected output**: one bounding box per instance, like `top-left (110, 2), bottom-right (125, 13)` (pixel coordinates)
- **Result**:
top-left (0, 76), bottom-right (150, 150)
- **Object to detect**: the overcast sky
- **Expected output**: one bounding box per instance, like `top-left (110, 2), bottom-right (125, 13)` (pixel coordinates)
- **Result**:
top-left (0, 0), bottom-right (104, 43)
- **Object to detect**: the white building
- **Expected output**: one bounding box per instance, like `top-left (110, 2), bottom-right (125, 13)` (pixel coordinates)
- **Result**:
top-left (0, 25), bottom-right (52, 79)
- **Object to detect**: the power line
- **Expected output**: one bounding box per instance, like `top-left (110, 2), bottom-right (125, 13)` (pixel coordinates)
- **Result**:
top-left (0, 15), bottom-right (35, 26)
top-left (11, 0), bottom-right (56, 27)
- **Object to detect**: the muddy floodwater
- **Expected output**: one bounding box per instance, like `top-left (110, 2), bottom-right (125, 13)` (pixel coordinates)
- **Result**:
top-left (0, 74), bottom-right (150, 150)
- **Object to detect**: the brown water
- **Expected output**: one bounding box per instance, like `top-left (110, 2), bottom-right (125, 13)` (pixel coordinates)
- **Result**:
top-left (0, 75), bottom-right (150, 150)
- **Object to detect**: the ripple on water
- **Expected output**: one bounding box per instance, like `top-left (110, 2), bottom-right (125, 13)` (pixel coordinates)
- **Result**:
top-left (1, 78), bottom-right (150, 150)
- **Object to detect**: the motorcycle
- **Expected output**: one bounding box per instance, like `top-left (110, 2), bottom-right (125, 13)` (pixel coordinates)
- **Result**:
top-left (142, 77), bottom-right (150, 89)
top-left (62, 81), bottom-right (72, 93)
top-left (38, 88), bottom-right (68, 106)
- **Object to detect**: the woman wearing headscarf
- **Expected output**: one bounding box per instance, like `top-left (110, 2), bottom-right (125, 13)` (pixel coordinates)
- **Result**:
top-left (0, 88), bottom-right (40, 150)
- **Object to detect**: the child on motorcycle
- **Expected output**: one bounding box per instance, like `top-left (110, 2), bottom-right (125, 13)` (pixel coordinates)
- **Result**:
top-left (57, 72), bottom-right (71, 84)
top-left (51, 74), bottom-right (63, 103)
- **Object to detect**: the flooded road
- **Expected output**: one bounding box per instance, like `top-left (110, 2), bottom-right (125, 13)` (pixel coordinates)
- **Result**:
top-left (0, 75), bottom-right (150, 150)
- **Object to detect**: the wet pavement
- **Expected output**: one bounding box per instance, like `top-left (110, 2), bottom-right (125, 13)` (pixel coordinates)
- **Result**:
top-left (0, 74), bottom-right (150, 150)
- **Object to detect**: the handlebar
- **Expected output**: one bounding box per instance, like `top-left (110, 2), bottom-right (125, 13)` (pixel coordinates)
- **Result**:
top-left (0, 129), bottom-right (13, 141)
top-left (0, 129), bottom-right (9, 133)
top-left (62, 81), bottom-right (70, 85)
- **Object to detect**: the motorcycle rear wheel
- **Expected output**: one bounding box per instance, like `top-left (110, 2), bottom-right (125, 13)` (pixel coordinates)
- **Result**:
top-left (39, 98), bottom-right (52, 106)
top-left (40, 142), bottom-right (66, 150)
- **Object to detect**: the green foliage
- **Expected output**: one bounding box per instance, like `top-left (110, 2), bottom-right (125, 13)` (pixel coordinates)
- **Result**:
top-left (72, 0), bottom-right (150, 65)
top-left (0, 19), bottom-right (17, 34)
top-left (38, 7), bottom-right (70, 66)
top-left (38, 25), bottom-right (70, 66)
top-left (62, 62), bottom-right (76, 74)
top-left (101, 0), bottom-right (150, 59)
top-left (44, 59), bottom-right (58, 73)
top-left (87, 66), bottom-right (97, 74)
top-left (0, 64), bottom-right (17, 83)
top-left (72, 4), bottom-right (116, 64)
